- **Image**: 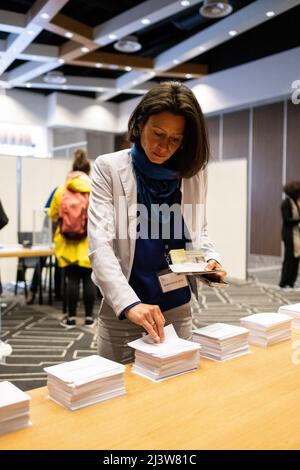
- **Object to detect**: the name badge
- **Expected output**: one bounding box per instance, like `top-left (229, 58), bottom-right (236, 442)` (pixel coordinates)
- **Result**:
top-left (157, 268), bottom-right (189, 293)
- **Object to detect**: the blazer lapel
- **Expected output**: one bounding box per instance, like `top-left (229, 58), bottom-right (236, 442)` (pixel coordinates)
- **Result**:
top-left (118, 157), bottom-right (137, 277)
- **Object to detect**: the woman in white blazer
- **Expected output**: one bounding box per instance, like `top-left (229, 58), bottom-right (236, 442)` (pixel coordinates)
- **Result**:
top-left (88, 81), bottom-right (226, 364)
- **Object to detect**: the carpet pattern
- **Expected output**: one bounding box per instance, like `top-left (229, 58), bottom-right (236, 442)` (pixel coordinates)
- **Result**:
top-left (0, 302), bottom-right (97, 391)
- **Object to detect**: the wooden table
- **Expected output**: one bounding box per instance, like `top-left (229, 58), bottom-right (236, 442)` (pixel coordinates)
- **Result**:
top-left (0, 246), bottom-right (54, 305)
top-left (1, 334), bottom-right (300, 450)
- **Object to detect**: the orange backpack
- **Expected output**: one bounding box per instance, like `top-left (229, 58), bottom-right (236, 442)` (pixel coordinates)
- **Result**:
top-left (58, 188), bottom-right (89, 240)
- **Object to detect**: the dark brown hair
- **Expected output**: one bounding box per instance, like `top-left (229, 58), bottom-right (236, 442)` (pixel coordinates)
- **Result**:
top-left (72, 149), bottom-right (91, 175)
top-left (283, 180), bottom-right (300, 200)
top-left (127, 81), bottom-right (210, 177)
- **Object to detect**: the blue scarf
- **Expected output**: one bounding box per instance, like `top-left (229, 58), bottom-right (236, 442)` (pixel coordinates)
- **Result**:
top-left (131, 144), bottom-right (180, 219)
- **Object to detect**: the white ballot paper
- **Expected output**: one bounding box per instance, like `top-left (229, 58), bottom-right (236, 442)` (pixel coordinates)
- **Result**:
top-left (128, 324), bottom-right (201, 381)
top-left (128, 324), bottom-right (200, 357)
top-left (44, 355), bottom-right (126, 410)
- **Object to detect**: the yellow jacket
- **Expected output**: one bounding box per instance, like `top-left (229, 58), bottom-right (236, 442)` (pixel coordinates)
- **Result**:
top-left (48, 171), bottom-right (91, 268)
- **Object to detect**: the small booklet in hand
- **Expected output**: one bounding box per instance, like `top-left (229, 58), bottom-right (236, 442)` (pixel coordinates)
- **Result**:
top-left (168, 249), bottom-right (228, 287)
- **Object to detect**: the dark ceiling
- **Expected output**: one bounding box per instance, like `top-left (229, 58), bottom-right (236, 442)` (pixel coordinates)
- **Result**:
top-left (0, 0), bottom-right (299, 102)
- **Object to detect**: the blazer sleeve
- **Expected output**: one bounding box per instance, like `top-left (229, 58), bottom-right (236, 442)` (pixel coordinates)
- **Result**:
top-left (88, 158), bottom-right (140, 317)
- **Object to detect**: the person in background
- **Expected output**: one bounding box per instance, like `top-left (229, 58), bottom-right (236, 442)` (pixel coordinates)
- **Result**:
top-left (88, 81), bottom-right (226, 364)
top-left (279, 180), bottom-right (300, 290)
top-left (49, 149), bottom-right (96, 328)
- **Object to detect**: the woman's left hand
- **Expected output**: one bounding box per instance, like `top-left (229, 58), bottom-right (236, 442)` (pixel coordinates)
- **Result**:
top-left (205, 259), bottom-right (227, 281)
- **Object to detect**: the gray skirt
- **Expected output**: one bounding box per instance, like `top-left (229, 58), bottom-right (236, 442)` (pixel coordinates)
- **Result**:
top-left (97, 300), bottom-right (193, 364)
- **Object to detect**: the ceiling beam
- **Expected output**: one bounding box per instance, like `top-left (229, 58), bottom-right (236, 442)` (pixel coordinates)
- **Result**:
top-left (155, 0), bottom-right (300, 70)
top-left (93, 0), bottom-right (202, 47)
top-left (99, 0), bottom-right (300, 101)
top-left (7, 60), bottom-right (64, 86)
top-left (19, 43), bottom-right (59, 62)
top-left (0, 9), bottom-right (26, 34)
top-left (46, 13), bottom-right (94, 47)
top-left (0, 0), bottom-right (69, 76)
top-left (69, 51), bottom-right (154, 72)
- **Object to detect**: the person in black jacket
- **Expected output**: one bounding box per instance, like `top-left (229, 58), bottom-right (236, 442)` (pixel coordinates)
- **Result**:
top-left (279, 181), bottom-right (300, 289)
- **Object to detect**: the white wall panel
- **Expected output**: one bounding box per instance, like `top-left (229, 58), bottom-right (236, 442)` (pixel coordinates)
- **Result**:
top-left (20, 157), bottom-right (71, 231)
top-left (0, 155), bottom-right (18, 282)
top-left (206, 159), bottom-right (247, 280)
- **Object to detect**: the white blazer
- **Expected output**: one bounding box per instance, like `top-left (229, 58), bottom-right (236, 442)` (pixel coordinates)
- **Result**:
top-left (88, 149), bottom-right (221, 316)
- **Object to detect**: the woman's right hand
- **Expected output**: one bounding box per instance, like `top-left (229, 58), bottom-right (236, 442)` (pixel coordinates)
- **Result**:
top-left (126, 303), bottom-right (165, 343)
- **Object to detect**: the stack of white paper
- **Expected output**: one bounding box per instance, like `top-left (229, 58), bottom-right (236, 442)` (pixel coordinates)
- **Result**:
top-left (278, 303), bottom-right (300, 329)
top-left (44, 355), bottom-right (126, 411)
top-left (0, 381), bottom-right (31, 435)
top-left (240, 312), bottom-right (292, 347)
top-left (128, 324), bottom-right (201, 381)
top-left (192, 323), bottom-right (250, 361)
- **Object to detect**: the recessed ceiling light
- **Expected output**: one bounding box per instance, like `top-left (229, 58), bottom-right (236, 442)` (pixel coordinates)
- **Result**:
top-left (200, 0), bottom-right (233, 18)
top-left (266, 11), bottom-right (275, 17)
top-left (95, 63), bottom-right (102, 68)
top-left (64, 32), bottom-right (74, 39)
top-left (44, 71), bottom-right (67, 84)
top-left (58, 58), bottom-right (64, 64)
top-left (40, 13), bottom-right (50, 19)
top-left (125, 66), bottom-right (132, 71)
top-left (80, 47), bottom-right (90, 53)
top-left (228, 30), bottom-right (237, 37)
top-left (173, 59), bottom-right (179, 64)
top-left (185, 74), bottom-right (192, 79)
top-left (141, 18), bottom-right (151, 25)
top-left (27, 30), bottom-right (35, 35)
top-left (62, 85), bottom-right (68, 90)
top-left (199, 46), bottom-right (206, 52)
top-left (108, 34), bottom-right (118, 40)
top-left (26, 83), bottom-right (31, 88)
top-left (109, 64), bottom-right (119, 70)
top-left (180, 1), bottom-right (190, 6)
top-left (133, 80), bottom-right (138, 86)
top-left (114, 36), bottom-right (142, 53)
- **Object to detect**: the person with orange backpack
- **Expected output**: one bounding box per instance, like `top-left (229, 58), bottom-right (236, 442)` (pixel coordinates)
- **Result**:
top-left (49, 149), bottom-right (96, 328)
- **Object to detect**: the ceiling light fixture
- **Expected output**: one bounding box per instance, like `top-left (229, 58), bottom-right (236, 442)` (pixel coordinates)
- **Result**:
top-left (266, 11), bottom-right (275, 17)
top-left (200, 0), bottom-right (233, 18)
top-left (228, 30), bottom-right (237, 36)
top-left (80, 47), bottom-right (90, 53)
top-left (44, 71), bottom-right (67, 84)
top-left (95, 63), bottom-right (102, 68)
top-left (141, 18), bottom-right (151, 25)
top-left (114, 35), bottom-right (142, 53)
top-left (64, 31), bottom-right (74, 38)
top-left (180, 1), bottom-right (190, 6)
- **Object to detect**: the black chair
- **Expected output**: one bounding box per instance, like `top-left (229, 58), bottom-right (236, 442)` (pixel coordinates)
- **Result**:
top-left (14, 232), bottom-right (39, 298)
